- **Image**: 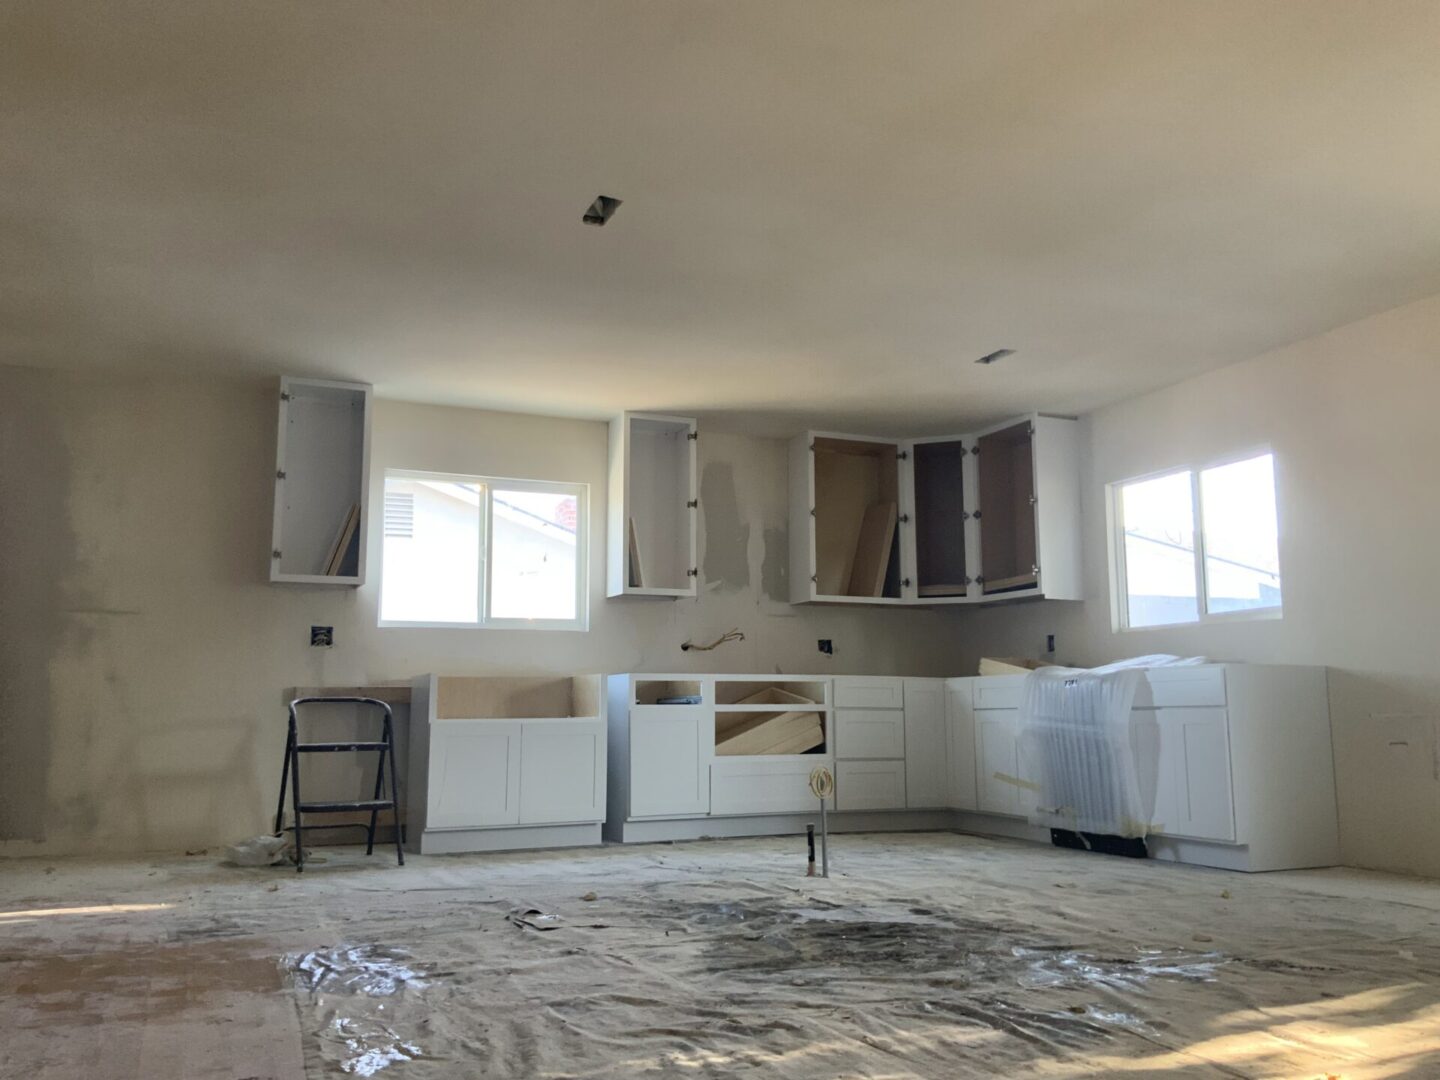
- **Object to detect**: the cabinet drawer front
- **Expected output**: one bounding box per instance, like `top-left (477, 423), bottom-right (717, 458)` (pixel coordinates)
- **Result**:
top-left (835, 709), bottom-right (906, 758)
top-left (836, 760), bottom-right (906, 811)
top-left (973, 676), bottom-right (1027, 711)
top-left (1135, 666), bottom-right (1226, 708)
top-left (710, 760), bottom-right (834, 816)
top-left (834, 677), bottom-right (903, 709)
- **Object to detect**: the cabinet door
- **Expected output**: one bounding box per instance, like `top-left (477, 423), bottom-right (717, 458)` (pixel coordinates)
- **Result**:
top-left (427, 720), bottom-right (522, 828)
top-left (946, 682), bottom-right (978, 811)
top-left (975, 710), bottom-right (1022, 816)
top-left (1157, 708), bottom-right (1235, 842)
top-left (836, 760), bottom-right (906, 811)
top-left (835, 709), bottom-right (906, 759)
top-left (629, 708), bottom-right (710, 817)
top-left (903, 679), bottom-right (948, 808)
top-left (519, 719), bottom-right (605, 825)
top-left (608, 413), bottom-right (697, 598)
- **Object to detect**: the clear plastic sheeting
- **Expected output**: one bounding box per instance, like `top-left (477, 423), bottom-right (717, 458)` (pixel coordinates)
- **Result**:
top-left (1017, 656), bottom-right (1206, 839)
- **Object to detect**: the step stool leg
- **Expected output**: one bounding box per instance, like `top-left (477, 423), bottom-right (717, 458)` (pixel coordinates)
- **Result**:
top-left (290, 734), bottom-right (305, 873)
top-left (366, 752), bottom-right (385, 856)
top-left (387, 717), bottom-right (405, 867)
top-left (274, 728), bottom-right (293, 835)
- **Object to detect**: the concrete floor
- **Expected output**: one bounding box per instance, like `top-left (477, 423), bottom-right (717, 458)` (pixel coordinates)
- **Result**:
top-left (3, 832), bottom-right (1439, 1078)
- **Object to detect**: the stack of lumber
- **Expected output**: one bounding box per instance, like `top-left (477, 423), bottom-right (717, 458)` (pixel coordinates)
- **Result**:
top-left (715, 688), bottom-right (824, 756)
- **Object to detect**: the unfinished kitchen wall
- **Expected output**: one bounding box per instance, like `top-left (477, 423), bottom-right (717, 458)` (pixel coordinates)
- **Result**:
top-left (958, 291), bottom-right (1440, 878)
top-left (0, 367), bottom-right (964, 856)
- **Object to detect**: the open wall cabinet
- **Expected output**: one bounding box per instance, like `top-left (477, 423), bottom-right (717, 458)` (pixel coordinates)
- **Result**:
top-left (607, 412), bottom-right (698, 598)
top-left (788, 414), bottom-right (1080, 606)
top-left (270, 376), bottom-right (371, 585)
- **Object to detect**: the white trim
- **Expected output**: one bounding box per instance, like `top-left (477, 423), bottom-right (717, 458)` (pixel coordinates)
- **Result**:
top-left (1108, 449), bottom-right (1283, 633)
top-left (378, 469), bottom-right (589, 632)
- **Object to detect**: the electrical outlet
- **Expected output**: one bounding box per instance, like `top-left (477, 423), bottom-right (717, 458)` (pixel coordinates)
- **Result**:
top-left (1046, 634), bottom-right (1056, 654)
top-left (311, 625), bottom-right (334, 648)
top-left (817, 639), bottom-right (833, 655)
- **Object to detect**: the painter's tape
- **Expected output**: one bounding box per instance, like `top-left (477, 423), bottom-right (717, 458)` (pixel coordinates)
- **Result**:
top-left (991, 771), bottom-right (1042, 793)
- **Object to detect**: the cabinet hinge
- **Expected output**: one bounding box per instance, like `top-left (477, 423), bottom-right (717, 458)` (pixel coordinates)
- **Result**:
top-left (1032, 565), bottom-right (1040, 576)
top-left (1028, 425), bottom-right (1036, 437)
top-left (964, 575), bottom-right (973, 586)
top-left (687, 431), bottom-right (698, 441)
top-left (975, 575), bottom-right (985, 584)
top-left (687, 567), bottom-right (698, 577)
top-left (279, 391), bottom-right (292, 402)
top-left (276, 470), bottom-right (286, 480)
top-left (902, 577), bottom-right (912, 588)
top-left (972, 510), bottom-right (982, 520)
top-left (272, 549), bottom-right (282, 559)
top-left (810, 507), bottom-right (816, 517)
top-left (809, 442), bottom-right (816, 452)
top-left (810, 574), bottom-right (817, 583)
top-left (898, 513), bottom-right (910, 524)
top-left (686, 499), bottom-right (698, 508)
top-left (897, 450), bottom-right (909, 461)
top-left (970, 445), bottom-right (980, 456)
top-left (962, 510), bottom-right (971, 521)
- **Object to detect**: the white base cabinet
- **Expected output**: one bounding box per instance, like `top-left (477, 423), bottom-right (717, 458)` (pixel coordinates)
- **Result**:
top-left (605, 666), bottom-right (1338, 873)
top-left (407, 675), bottom-right (606, 853)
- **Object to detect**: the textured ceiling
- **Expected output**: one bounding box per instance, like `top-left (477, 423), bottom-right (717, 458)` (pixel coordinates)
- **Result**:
top-left (4, 1), bottom-right (1440, 434)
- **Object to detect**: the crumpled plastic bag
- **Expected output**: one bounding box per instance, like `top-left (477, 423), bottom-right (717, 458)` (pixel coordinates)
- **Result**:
top-left (225, 834), bottom-right (291, 867)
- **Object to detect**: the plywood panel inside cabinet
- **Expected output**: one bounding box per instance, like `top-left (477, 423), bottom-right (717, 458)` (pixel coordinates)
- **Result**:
top-left (978, 422), bottom-right (1037, 594)
top-left (812, 437), bottom-right (900, 598)
top-left (914, 440), bottom-right (967, 595)
top-left (436, 676), bottom-right (600, 719)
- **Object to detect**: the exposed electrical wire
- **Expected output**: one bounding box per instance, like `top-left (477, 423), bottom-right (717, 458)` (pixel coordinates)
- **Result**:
top-left (680, 628), bottom-right (745, 652)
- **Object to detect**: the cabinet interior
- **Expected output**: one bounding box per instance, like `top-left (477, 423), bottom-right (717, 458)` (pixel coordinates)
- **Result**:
top-left (277, 382), bottom-right (366, 578)
top-left (435, 675), bottom-right (601, 719)
top-left (634, 679), bottom-right (703, 705)
top-left (977, 421), bottom-right (1037, 594)
top-left (715, 710), bottom-right (827, 756)
top-left (713, 680), bottom-right (827, 706)
top-left (913, 439), bottom-right (968, 597)
top-left (812, 437), bottom-right (902, 598)
top-left (627, 417), bottom-right (692, 590)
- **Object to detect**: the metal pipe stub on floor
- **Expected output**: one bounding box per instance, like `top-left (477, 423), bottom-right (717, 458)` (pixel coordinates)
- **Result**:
top-left (807, 766), bottom-right (835, 878)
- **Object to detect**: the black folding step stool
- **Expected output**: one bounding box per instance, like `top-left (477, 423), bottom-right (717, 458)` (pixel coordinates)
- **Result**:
top-left (273, 696), bottom-right (404, 873)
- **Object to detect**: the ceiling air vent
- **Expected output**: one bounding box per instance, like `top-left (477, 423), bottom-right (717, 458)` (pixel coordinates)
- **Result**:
top-left (975, 349), bottom-right (1016, 366)
top-left (583, 195), bottom-right (622, 226)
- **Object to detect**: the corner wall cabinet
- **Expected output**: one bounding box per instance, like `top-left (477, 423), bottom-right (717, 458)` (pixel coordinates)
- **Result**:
top-left (787, 413), bottom-right (1081, 606)
top-left (604, 666), bottom-right (1339, 872)
top-left (607, 412), bottom-right (698, 598)
top-left (270, 376), bottom-right (372, 585)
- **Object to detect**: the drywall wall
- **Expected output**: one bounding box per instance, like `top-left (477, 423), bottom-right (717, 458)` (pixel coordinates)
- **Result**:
top-left (0, 367), bottom-right (964, 855)
top-left (959, 290), bottom-right (1440, 878)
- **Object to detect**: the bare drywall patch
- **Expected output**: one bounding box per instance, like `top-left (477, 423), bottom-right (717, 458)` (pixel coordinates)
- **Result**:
top-left (0, 367), bottom-right (71, 841)
top-left (761, 526), bottom-right (788, 602)
top-left (701, 462), bottom-right (750, 591)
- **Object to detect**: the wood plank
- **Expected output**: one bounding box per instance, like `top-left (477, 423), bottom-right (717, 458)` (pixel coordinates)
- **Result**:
top-left (847, 502), bottom-right (897, 597)
top-left (627, 515), bottom-right (645, 587)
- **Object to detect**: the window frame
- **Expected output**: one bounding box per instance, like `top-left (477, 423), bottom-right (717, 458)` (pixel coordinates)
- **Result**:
top-left (1108, 447), bottom-right (1282, 633)
top-left (378, 468), bottom-right (589, 632)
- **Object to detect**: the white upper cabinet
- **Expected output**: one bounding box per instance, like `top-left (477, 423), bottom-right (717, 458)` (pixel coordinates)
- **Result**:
top-left (607, 412), bottom-right (698, 598)
top-left (270, 376), bottom-right (371, 585)
top-left (789, 414), bottom-right (1081, 606)
top-left (789, 433), bottom-right (905, 604)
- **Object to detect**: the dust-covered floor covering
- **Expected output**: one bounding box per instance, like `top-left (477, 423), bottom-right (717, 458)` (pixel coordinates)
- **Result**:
top-left (4, 833), bottom-right (1440, 1079)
